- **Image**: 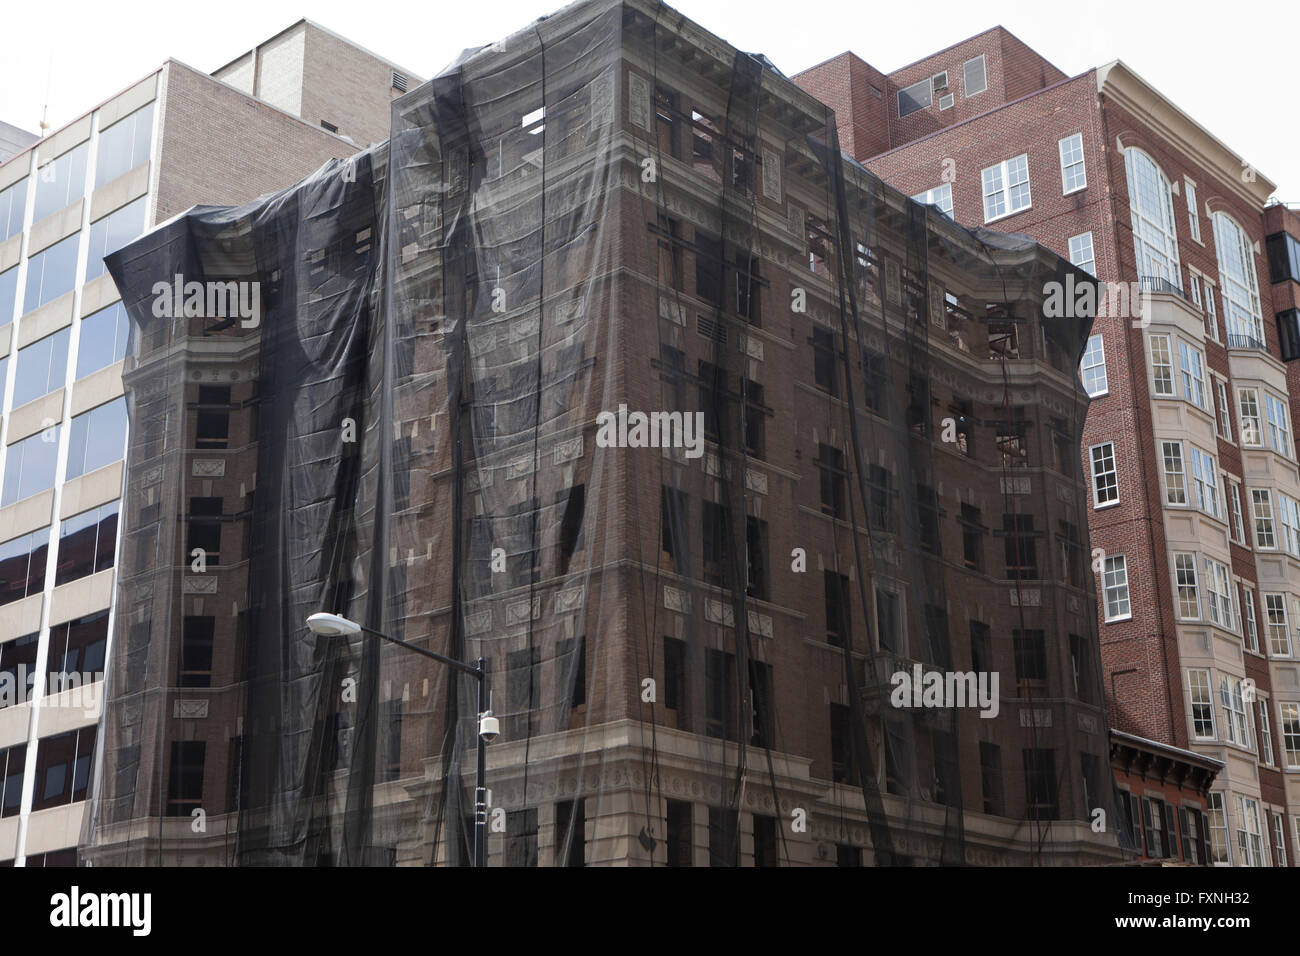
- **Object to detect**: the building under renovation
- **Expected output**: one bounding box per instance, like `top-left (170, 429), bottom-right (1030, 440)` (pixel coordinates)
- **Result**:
top-left (82, 0), bottom-right (1130, 865)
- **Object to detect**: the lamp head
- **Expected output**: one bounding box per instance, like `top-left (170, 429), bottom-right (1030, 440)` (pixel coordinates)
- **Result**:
top-left (306, 612), bottom-right (362, 637)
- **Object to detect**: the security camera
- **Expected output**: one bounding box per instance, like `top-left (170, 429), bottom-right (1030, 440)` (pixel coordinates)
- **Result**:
top-left (479, 712), bottom-right (499, 742)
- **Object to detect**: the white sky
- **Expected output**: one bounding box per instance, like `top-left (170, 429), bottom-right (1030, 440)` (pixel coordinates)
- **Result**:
top-left (2, 0), bottom-right (1296, 199)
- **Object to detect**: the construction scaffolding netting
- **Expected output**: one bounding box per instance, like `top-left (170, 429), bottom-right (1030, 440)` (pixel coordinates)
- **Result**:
top-left (83, 0), bottom-right (1128, 865)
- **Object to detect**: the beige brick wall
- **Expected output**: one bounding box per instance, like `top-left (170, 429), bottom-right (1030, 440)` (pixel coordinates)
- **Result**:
top-left (154, 60), bottom-right (361, 225)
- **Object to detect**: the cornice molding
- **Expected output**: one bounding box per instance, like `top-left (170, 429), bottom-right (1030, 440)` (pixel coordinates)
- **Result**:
top-left (1096, 60), bottom-right (1275, 211)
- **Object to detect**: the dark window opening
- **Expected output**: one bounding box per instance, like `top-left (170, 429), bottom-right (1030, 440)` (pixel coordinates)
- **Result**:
top-left (876, 588), bottom-right (900, 653)
top-left (1023, 748), bottom-right (1059, 821)
top-left (960, 503), bottom-right (983, 571)
top-left (555, 798), bottom-right (585, 867)
top-left (708, 806), bottom-right (738, 867)
top-left (813, 327), bottom-right (839, 397)
top-left (695, 232), bottom-right (723, 306)
top-left (867, 464), bottom-right (892, 531)
top-left (753, 813), bottom-right (778, 866)
top-left (660, 486), bottom-right (687, 574)
top-left (1013, 628), bottom-right (1047, 697)
top-left (980, 742), bottom-right (1004, 815)
top-left (1002, 513), bottom-right (1038, 579)
top-left (830, 703), bottom-right (855, 784)
top-left (556, 484), bottom-right (585, 576)
top-left (917, 484), bottom-right (940, 554)
top-left (819, 443), bottom-right (846, 519)
top-left (166, 740), bottom-right (205, 816)
top-left (666, 799), bottom-right (693, 867)
top-left (745, 514), bottom-right (768, 600)
top-left (179, 616), bottom-right (214, 688)
top-left (824, 570), bottom-right (850, 647)
top-left (705, 648), bottom-right (736, 741)
top-left (505, 808), bottom-right (539, 867)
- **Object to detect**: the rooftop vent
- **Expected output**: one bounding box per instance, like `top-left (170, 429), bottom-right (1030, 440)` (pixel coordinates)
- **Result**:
top-left (392, 71), bottom-right (408, 93)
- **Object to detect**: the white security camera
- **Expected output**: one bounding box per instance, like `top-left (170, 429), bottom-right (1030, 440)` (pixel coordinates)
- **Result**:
top-left (479, 712), bottom-right (499, 742)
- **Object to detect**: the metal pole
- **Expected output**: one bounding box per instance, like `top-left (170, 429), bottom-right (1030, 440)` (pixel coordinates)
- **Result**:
top-left (473, 656), bottom-right (488, 868)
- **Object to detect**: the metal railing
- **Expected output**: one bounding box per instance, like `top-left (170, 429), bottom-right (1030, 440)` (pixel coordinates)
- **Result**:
top-left (1227, 332), bottom-right (1267, 351)
top-left (1137, 274), bottom-right (1189, 302)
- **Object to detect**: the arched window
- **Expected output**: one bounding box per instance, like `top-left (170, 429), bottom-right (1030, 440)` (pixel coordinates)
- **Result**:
top-left (1124, 148), bottom-right (1181, 287)
top-left (1213, 211), bottom-right (1264, 347)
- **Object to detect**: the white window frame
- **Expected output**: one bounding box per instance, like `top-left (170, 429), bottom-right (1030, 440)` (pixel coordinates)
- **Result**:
top-left (1177, 341), bottom-right (1208, 411)
top-left (1188, 668), bottom-right (1216, 739)
top-left (1252, 489), bottom-right (1276, 549)
top-left (1220, 675), bottom-right (1253, 750)
top-left (1124, 148), bottom-right (1181, 286)
top-left (1174, 553), bottom-right (1200, 620)
top-left (1203, 557), bottom-right (1234, 629)
top-left (981, 154), bottom-right (1031, 223)
top-left (1185, 178), bottom-right (1201, 242)
top-left (1235, 795), bottom-right (1264, 867)
top-left (1103, 554), bottom-right (1131, 622)
top-left (1280, 702), bottom-right (1300, 768)
top-left (1187, 268), bottom-right (1203, 306)
top-left (910, 183), bottom-right (953, 218)
top-left (1215, 379), bottom-right (1233, 442)
top-left (1161, 440), bottom-right (1186, 506)
top-left (1149, 334), bottom-right (1174, 397)
top-left (1239, 387), bottom-right (1262, 445)
top-left (1214, 211), bottom-right (1264, 348)
top-left (1242, 585), bottom-right (1260, 652)
top-left (1281, 493), bottom-right (1300, 557)
top-left (1090, 441), bottom-right (1119, 508)
top-left (1208, 792), bottom-right (1232, 865)
top-left (1068, 232), bottom-right (1096, 277)
top-left (1266, 593), bottom-right (1292, 657)
top-left (963, 54), bottom-right (987, 97)
top-left (1227, 478), bottom-right (1245, 544)
top-left (1188, 446), bottom-right (1219, 518)
top-left (1259, 699), bottom-right (1275, 767)
top-left (1265, 392), bottom-right (1291, 458)
top-left (1058, 133), bottom-right (1086, 194)
top-left (1080, 334), bottom-right (1107, 396)
top-left (1272, 813), bottom-right (1287, 867)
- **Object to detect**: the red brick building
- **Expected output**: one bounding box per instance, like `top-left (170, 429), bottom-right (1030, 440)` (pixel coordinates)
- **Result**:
top-left (797, 29), bottom-right (1300, 866)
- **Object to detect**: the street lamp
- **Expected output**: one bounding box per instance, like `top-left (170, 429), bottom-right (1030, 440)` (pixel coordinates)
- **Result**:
top-left (305, 612), bottom-right (494, 866)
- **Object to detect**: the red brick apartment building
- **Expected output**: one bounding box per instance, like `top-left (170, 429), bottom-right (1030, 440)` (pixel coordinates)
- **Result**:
top-left (798, 29), bottom-right (1300, 866)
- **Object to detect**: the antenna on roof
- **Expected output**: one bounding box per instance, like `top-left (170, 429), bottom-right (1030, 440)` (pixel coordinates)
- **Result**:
top-left (38, 51), bottom-right (54, 135)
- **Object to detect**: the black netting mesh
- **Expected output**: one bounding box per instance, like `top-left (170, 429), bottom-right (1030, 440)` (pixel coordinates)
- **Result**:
top-left (83, 0), bottom-right (1126, 866)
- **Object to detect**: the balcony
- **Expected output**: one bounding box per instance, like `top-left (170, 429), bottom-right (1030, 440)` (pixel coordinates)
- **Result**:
top-left (1138, 274), bottom-right (1189, 302)
top-left (1227, 331), bottom-right (1267, 352)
